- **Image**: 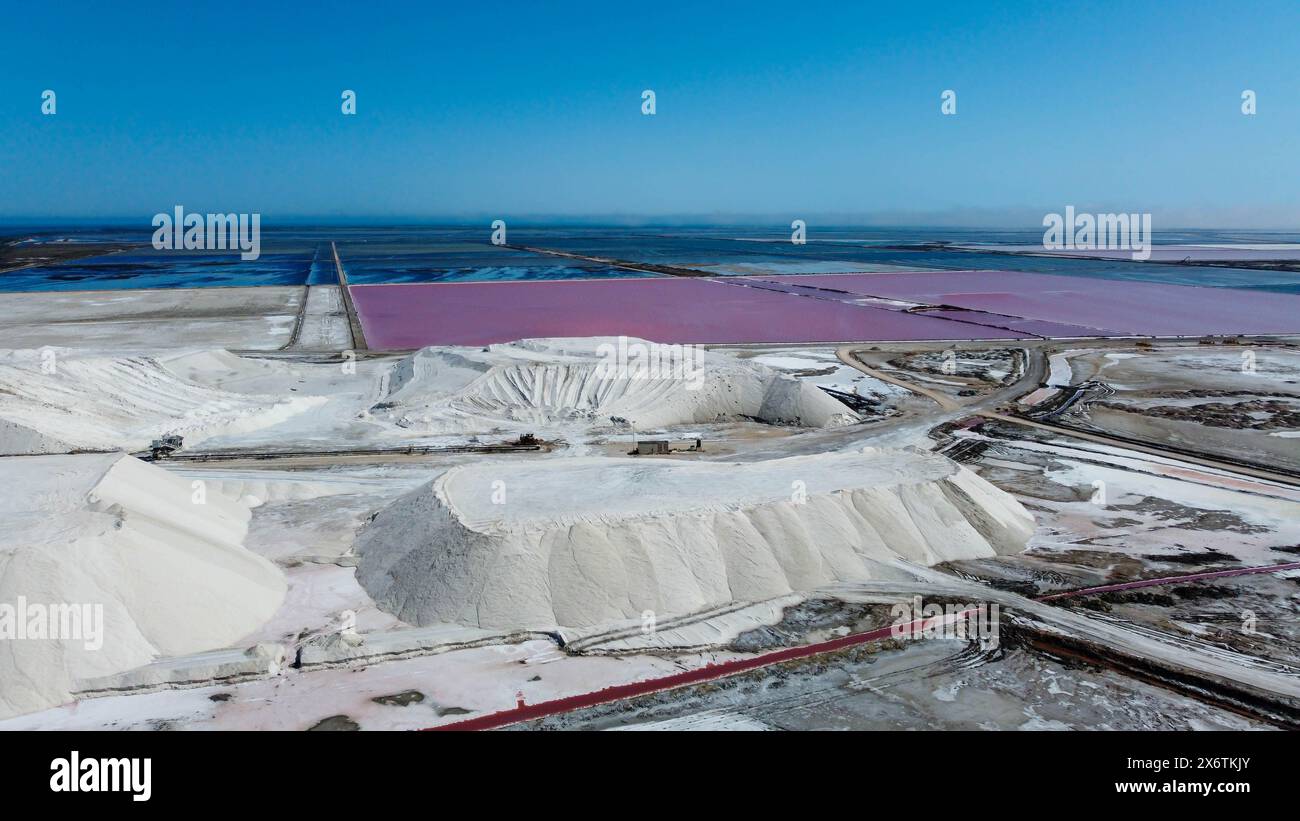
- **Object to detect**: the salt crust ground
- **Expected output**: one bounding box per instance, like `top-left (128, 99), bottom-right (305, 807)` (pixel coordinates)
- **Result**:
top-left (0, 454), bottom-right (285, 719)
top-left (0, 287), bottom-right (304, 352)
top-left (0, 348), bottom-right (324, 455)
top-left (355, 449), bottom-right (1034, 631)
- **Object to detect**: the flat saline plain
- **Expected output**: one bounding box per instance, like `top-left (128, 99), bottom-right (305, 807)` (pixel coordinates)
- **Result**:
top-left (2, 226), bottom-right (1299, 731)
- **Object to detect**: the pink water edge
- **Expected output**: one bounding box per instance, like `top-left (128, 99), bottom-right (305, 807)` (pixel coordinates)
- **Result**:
top-left (754, 271), bottom-right (1300, 337)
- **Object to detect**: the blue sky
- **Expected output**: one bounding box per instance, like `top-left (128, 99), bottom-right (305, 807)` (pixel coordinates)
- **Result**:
top-left (2, 1), bottom-right (1298, 226)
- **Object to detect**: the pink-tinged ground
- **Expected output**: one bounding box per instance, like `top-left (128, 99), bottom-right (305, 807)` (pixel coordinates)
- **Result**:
top-left (349, 271), bottom-right (1300, 349)
top-left (913, 309), bottom-right (1115, 338)
top-left (349, 278), bottom-right (1031, 348)
top-left (754, 271), bottom-right (1300, 337)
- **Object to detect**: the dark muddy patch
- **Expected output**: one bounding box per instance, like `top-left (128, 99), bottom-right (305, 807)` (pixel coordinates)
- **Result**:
top-left (372, 690), bottom-right (425, 707)
top-left (1114, 497), bottom-right (1269, 534)
top-left (1096, 393), bottom-right (1300, 431)
top-left (1141, 549), bottom-right (1239, 566)
top-left (1171, 583), bottom-right (1238, 600)
top-left (435, 705), bottom-right (473, 718)
top-left (308, 714), bottom-right (360, 731)
top-left (731, 597), bottom-right (899, 652)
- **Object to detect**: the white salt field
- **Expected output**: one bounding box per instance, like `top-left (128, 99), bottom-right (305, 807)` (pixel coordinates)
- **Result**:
top-left (3, 225), bottom-right (1299, 732)
top-left (0, 319), bottom-right (1297, 730)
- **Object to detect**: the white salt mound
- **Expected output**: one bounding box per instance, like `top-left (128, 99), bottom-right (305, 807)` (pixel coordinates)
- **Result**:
top-left (0, 454), bottom-right (285, 719)
top-left (0, 348), bottom-right (325, 455)
top-left (371, 337), bottom-right (858, 432)
top-left (355, 449), bottom-right (1034, 631)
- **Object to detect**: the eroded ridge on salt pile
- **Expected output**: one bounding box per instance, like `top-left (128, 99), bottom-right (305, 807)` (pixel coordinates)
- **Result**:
top-left (0, 348), bottom-right (325, 455)
top-left (354, 449), bottom-right (1034, 631)
top-left (370, 337), bottom-right (859, 432)
top-left (0, 454), bottom-right (286, 719)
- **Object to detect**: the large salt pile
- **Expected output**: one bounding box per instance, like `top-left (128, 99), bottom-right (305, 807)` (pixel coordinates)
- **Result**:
top-left (370, 337), bottom-right (858, 433)
top-left (0, 454), bottom-right (285, 718)
top-left (0, 348), bottom-right (325, 455)
top-left (355, 449), bottom-right (1033, 631)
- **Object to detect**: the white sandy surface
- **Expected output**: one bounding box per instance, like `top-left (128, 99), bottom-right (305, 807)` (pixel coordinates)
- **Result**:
top-left (0, 453), bottom-right (285, 719)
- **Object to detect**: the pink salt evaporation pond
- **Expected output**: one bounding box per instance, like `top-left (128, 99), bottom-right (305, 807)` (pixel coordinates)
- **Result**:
top-left (753, 271), bottom-right (1300, 337)
top-left (349, 278), bottom-right (1033, 348)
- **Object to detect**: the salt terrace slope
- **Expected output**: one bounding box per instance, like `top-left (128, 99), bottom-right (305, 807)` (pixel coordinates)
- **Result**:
top-left (0, 348), bottom-right (326, 455)
top-left (354, 449), bottom-right (1034, 631)
top-left (372, 337), bottom-right (858, 432)
top-left (0, 454), bottom-right (285, 719)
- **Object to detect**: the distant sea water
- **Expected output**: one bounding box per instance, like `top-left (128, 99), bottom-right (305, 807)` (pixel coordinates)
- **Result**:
top-left (1, 225), bottom-right (1297, 293)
